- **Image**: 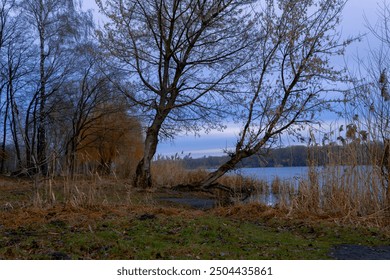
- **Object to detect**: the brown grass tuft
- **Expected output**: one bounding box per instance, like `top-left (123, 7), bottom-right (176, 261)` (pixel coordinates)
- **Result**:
top-left (211, 202), bottom-right (286, 221)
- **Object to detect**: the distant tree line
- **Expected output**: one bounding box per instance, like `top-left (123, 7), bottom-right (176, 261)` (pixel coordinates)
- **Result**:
top-left (177, 142), bottom-right (387, 169)
top-left (177, 145), bottom-right (308, 169)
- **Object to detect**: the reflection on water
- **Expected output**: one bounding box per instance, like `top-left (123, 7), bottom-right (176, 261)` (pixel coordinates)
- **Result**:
top-left (229, 166), bottom-right (309, 206)
top-left (254, 193), bottom-right (279, 206)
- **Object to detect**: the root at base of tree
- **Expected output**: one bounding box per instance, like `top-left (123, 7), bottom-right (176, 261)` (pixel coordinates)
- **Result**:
top-left (172, 183), bottom-right (255, 204)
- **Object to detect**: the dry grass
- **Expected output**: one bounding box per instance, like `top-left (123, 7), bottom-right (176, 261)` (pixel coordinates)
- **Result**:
top-left (1, 143), bottom-right (389, 231)
top-left (151, 160), bottom-right (208, 187)
top-left (285, 165), bottom-right (390, 228)
top-left (0, 174), bottom-right (135, 210)
top-left (263, 141), bottom-right (390, 230)
top-left (0, 202), bottom-right (208, 230)
top-left (211, 202), bottom-right (286, 221)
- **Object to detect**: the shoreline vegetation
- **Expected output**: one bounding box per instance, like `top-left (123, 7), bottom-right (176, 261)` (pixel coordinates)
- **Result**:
top-left (1, 149), bottom-right (390, 259)
top-left (1, 130), bottom-right (390, 259)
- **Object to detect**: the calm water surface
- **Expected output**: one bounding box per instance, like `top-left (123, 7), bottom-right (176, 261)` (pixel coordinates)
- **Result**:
top-left (233, 166), bottom-right (309, 183)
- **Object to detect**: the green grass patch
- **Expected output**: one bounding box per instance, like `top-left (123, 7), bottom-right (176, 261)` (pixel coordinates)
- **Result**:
top-left (1, 209), bottom-right (389, 260)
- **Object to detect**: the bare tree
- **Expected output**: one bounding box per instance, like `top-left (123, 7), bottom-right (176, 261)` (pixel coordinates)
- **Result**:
top-left (192, 0), bottom-right (352, 191)
top-left (97, 0), bottom-right (256, 188)
top-left (0, 0), bottom-right (17, 172)
top-left (0, 0), bottom-right (37, 173)
top-left (0, 0), bottom-right (133, 179)
top-left (76, 101), bottom-right (143, 176)
top-left (20, 0), bottom-right (94, 175)
top-left (3, 13), bottom-right (34, 173)
top-left (61, 65), bottom-right (119, 177)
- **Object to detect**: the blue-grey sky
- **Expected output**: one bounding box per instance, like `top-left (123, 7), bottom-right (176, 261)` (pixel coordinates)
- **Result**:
top-left (82, 0), bottom-right (382, 158)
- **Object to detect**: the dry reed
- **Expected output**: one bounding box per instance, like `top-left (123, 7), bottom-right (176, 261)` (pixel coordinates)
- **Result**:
top-left (268, 134), bottom-right (390, 229)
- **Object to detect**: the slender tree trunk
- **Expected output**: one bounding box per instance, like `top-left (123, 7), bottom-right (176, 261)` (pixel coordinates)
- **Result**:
top-left (65, 140), bottom-right (77, 179)
top-left (387, 175), bottom-right (390, 208)
top-left (10, 115), bottom-right (22, 171)
top-left (1, 92), bottom-right (9, 173)
top-left (25, 99), bottom-right (36, 173)
top-left (9, 81), bottom-right (23, 170)
top-left (37, 10), bottom-right (48, 176)
top-left (37, 117), bottom-right (47, 175)
top-left (197, 131), bottom-right (274, 189)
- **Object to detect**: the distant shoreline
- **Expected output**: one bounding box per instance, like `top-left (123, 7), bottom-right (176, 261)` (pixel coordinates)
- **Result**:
top-left (156, 143), bottom-right (381, 170)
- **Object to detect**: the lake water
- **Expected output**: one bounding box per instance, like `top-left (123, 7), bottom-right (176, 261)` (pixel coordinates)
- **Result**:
top-left (231, 166), bottom-right (309, 183)
top-left (226, 166), bottom-right (310, 206)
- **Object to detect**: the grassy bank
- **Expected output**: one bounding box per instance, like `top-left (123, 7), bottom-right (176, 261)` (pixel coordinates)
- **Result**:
top-left (1, 203), bottom-right (389, 260)
top-left (0, 173), bottom-right (389, 260)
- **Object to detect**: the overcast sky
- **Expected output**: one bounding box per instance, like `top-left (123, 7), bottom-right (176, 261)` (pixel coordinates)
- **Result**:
top-left (82, 0), bottom-right (384, 158)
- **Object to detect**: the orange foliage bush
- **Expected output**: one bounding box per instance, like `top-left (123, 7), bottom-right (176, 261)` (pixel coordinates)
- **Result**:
top-left (77, 104), bottom-right (143, 177)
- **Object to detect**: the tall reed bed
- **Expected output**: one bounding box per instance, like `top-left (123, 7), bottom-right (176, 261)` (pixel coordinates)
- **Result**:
top-left (31, 174), bottom-right (125, 208)
top-left (269, 136), bottom-right (390, 227)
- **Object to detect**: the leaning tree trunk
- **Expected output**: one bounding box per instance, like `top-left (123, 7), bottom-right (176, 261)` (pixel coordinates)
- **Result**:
top-left (173, 136), bottom-right (271, 199)
top-left (172, 149), bottom-right (252, 196)
top-left (199, 152), bottom-right (248, 190)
